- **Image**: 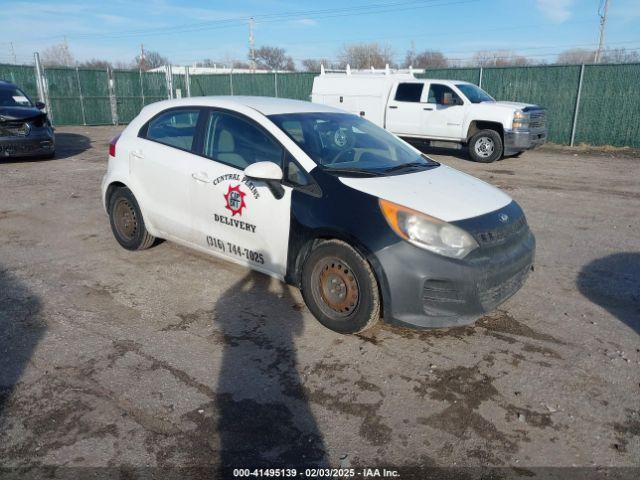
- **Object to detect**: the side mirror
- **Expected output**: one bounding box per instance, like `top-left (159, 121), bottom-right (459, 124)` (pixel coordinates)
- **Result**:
top-left (35, 101), bottom-right (46, 110)
top-left (244, 161), bottom-right (283, 181)
top-left (244, 161), bottom-right (285, 199)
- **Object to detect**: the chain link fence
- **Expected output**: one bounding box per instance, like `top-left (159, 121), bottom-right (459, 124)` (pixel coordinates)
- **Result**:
top-left (2, 59), bottom-right (639, 148)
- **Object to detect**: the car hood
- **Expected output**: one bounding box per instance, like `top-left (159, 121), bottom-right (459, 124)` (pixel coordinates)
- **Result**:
top-left (339, 165), bottom-right (512, 222)
top-left (495, 101), bottom-right (536, 109)
top-left (0, 106), bottom-right (45, 122)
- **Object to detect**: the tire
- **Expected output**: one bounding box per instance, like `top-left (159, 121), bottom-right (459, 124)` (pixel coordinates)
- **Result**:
top-left (301, 239), bottom-right (380, 334)
top-left (108, 187), bottom-right (155, 251)
top-left (43, 150), bottom-right (55, 159)
top-left (468, 129), bottom-right (503, 163)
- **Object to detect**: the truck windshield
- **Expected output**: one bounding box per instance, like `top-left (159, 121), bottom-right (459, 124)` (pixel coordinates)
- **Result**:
top-left (268, 112), bottom-right (438, 175)
top-left (455, 84), bottom-right (494, 104)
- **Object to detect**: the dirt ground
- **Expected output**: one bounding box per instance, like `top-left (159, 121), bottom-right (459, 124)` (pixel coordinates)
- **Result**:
top-left (0, 126), bottom-right (638, 478)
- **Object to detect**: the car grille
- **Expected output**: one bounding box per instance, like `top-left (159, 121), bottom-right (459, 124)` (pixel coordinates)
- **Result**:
top-left (478, 263), bottom-right (531, 310)
top-left (529, 110), bottom-right (546, 130)
top-left (0, 121), bottom-right (30, 137)
top-left (474, 215), bottom-right (528, 248)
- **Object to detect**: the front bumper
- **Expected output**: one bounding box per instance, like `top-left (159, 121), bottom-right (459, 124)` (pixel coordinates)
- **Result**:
top-left (0, 128), bottom-right (55, 158)
top-left (504, 128), bottom-right (547, 156)
top-left (374, 202), bottom-right (535, 329)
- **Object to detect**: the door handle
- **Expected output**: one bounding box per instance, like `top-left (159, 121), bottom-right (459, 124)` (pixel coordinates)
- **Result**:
top-left (388, 106), bottom-right (398, 109)
top-left (130, 150), bottom-right (144, 159)
top-left (423, 107), bottom-right (433, 111)
top-left (191, 172), bottom-right (210, 183)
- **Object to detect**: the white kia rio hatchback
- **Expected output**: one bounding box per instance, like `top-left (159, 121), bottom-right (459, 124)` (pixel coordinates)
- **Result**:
top-left (102, 96), bottom-right (535, 334)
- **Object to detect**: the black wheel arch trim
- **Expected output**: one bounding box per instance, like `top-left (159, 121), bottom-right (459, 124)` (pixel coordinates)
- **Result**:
top-left (285, 227), bottom-right (393, 326)
top-left (105, 181), bottom-right (128, 213)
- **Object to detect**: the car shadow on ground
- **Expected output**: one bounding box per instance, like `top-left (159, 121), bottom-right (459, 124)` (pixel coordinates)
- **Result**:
top-left (577, 252), bottom-right (640, 335)
top-left (52, 132), bottom-right (93, 160)
top-left (0, 266), bottom-right (44, 419)
top-left (213, 269), bottom-right (327, 471)
top-left (0, 132), bottom-right (91, 164)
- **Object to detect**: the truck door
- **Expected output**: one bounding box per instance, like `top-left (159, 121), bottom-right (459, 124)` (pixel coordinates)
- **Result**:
top-left (421, 83), bottom-right (465, 139)
top-left (385, 82), bottom-right (425, 136)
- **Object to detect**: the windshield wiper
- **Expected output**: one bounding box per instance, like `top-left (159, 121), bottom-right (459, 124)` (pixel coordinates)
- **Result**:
top-left (383, 161), bottom-right (428, 173)
top-left (324, 167), bottom-right (385, 177)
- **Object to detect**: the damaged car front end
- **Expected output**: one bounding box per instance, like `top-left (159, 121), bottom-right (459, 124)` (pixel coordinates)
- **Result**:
top-left (0, 81), bottom-right (55, 159)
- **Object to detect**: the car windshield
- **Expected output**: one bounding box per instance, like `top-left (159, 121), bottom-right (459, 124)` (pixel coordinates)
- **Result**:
top-left (456, 84), bottom-right (494, 104)
top-left (268, 112), bottom-right (438, 175)
top-left (0, 87), bottom-right (33, 107)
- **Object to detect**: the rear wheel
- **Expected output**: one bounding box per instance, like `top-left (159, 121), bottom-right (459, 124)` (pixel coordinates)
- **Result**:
top-left (301, 240), bottom-right (380, 334)
top-left (468, 129), bottom-right (502, 163)
top-left (108, 187), bottom-right (155, 250)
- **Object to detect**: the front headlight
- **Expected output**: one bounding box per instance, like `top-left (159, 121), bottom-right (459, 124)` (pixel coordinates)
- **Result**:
top-left (512, 110), bottom-right (530, 129)
top-left (379, 199), bottom-right (478, 259)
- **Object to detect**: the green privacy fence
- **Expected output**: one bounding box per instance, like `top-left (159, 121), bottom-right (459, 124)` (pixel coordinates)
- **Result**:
top-left (481, 65), bottom-right (582, 144)
top-left (421, 63), bottom-right (640, 148)
top-left (417, 68), bottom-right (480, 85)
top-left (575, 63), bottom-right (640, 147)
top-left (2, 62), bottom-right (639, 147)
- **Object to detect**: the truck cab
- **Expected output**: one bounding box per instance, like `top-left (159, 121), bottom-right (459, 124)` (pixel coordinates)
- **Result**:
top-left (311, 71), bottom-right (547, 163)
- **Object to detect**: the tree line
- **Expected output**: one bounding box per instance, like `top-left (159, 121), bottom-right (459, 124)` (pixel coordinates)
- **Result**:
top-left (39, 41), bottom-right (640, 71)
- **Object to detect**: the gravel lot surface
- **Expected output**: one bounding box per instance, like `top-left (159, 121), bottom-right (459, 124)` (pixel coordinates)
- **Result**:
top-left (1, 126), bottom-right (638, 477)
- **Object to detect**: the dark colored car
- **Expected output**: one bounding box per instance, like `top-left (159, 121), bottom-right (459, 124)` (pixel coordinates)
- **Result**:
top-left (0, 80), bottom-right (55, 159)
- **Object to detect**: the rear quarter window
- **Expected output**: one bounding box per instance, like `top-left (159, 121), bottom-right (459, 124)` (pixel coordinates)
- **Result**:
top-left (145, 109), bottom-right (200, 151)
top-left (394, 83), bottom-right (424, 102)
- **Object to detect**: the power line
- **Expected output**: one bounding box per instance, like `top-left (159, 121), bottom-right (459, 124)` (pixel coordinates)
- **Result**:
top-left (31, 0), bottom-right (477, 42)
top-left (157, 17), bottom-right (597, 57)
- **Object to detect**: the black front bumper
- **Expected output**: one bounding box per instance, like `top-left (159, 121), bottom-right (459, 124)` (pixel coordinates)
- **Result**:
top-left (0, 129), bottom-right (55, 158)
top-left (374, 202), bottom-right (535, 328)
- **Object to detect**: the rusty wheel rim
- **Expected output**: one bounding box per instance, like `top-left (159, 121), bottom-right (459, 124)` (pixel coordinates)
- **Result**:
top-left (311, 257), bottom-right (359, 319)
top-left (113, 198), bottom-right (138, 241)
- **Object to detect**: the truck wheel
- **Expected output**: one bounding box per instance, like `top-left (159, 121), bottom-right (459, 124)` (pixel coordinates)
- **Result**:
top-left (301, 240), bottom-right (380, 334)
top-left (469, 129), bottom-right (503, 163)
top-left (108, 187), bottom-right (155, 251)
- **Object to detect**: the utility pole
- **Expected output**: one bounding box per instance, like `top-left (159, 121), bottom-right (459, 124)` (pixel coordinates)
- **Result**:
top-left (63, 36), bottom-right (71, 66)
top-left (249, 17), bottom-right (256, 72)
top-left (594, 0), bottom-right (610, 63)
top-left (140, 43), bottom-right (146, 71)
top-left (9, 42), bottom-right (17, 64)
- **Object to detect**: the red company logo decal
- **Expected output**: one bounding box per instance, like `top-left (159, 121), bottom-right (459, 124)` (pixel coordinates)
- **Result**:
top-left (224, 184), bottom-right (247, 216)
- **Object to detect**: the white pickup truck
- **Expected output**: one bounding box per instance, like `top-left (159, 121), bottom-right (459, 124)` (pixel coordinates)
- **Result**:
top-left (311, 71), bottom-right (547, 163)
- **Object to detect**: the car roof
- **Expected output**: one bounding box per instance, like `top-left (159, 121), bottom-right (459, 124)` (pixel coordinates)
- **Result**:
top-left (147, 95), bottom-right (345, 116)
top-left (420, 79), bottom-right (474, 85)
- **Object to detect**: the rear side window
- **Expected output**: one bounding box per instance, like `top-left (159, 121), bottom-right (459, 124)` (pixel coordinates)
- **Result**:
top-left (203, 110), bottom-right (283, 170)
top-left (394, 83), bottom-right (424, 102)
top-left (146, 109), bottom-right (200, 151)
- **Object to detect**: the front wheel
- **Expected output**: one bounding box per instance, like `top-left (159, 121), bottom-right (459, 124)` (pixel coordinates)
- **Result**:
top-left (468, 129), bottom-right (503, 163)
top-left (301, 240), bottom-right (380, 334)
